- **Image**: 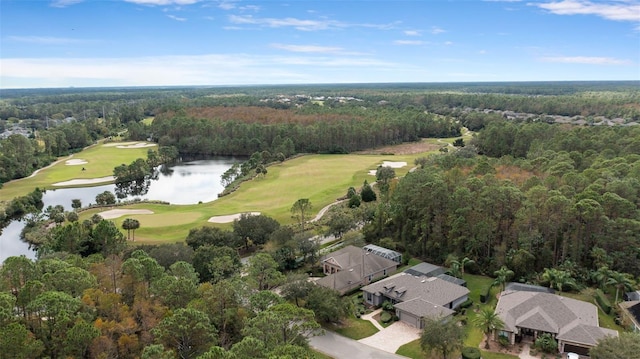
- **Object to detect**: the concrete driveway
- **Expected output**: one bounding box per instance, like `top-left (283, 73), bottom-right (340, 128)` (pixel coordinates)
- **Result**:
top-left (310, 330), bottom-right (408, 359)
top-left (358, 321), bottom-right (421, 353)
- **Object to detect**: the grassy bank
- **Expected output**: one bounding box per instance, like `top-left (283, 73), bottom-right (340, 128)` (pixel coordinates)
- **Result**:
top-left (0, 142), bottom-right (154, 200)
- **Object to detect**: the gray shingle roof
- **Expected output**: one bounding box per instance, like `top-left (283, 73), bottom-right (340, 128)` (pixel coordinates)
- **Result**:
top-left (362, 272), bottom-right (469, 307)
top-left (495, 291), bottom-right (617, 346)
top-left (394, 298), bottom-right (455, 319)
top-left (317, 245), bottom-right (398, 292)
top-left (404, 262), bottom-right (446, 277)
top-left (557, 323), bottom-right (618, 346)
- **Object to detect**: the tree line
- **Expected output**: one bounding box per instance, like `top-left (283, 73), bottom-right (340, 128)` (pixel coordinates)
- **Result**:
top-left (364, 121), bottom-right (640, 283)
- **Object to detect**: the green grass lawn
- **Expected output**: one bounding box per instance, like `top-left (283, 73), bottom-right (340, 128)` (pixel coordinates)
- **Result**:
top-left (0, 142), bottom-right (155, 200)
top-left (81, 151), bottom-right (436, 243)
top-left (395, 339), bottom-right (421, 358)
top-left (323, 317), bottom-right (379, 340)
top-left (141, 116), bottom-right (155, 125)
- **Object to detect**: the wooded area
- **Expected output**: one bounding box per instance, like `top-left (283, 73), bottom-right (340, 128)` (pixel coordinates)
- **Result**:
top-left (1, 82), bottom-right (639, 359)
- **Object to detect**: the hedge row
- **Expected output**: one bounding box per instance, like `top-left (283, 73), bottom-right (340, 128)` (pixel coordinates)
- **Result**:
top-left (461, 347), bottom-right (481, 359)
top-left (595, 289), bottom-right (612, 314)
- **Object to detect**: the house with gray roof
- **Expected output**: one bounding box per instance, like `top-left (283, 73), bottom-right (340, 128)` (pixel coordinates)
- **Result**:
top-left (624, 290), bottom-right (640, 301)
top-left (316, 245), bottom-right (398, 294)
top-left (405, 261), bottom-right (467, 287)
top-left (619, 301), bottom-right (640, 332)
top-left (495, 291), bottom-right (618, 355)
top-left (361, 272), bottom-right (470, 328)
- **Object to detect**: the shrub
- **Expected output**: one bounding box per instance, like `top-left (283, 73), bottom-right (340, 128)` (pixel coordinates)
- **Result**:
top-left (498, 335), bottom-right (510, 348)
top-left (382, 300), bottom-right (394, 311)
top-left (459, 298), bottom-right (473, 309)
top-left (480, 284), bottom-right (493, 303)
top-left (535, 333), bottom-right (558, 353)
top-left (461, 347), bottom-right (481, 359)
top-left (380, 311), bottom-right (392, 323)
top-left (595, 289), bottom-right (612, 314)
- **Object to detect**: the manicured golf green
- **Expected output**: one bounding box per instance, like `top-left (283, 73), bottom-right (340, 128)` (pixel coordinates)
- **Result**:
top-left (81, 151), bottom-right (432, 243)
top-left (0, 142), bottom-right (155, 201)
top-left (2, 135), bottom-right (448, 244)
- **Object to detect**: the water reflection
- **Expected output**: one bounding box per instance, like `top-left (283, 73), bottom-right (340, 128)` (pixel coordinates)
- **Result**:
top-left (0, 157), bottom-right (237, 263)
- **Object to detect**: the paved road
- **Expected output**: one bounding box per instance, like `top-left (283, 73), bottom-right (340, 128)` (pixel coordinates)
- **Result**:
top-left (310, 331), bottom-right (408, 359)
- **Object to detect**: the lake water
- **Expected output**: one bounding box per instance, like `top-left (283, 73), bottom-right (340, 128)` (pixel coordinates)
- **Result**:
top-left (0, 157), bottom-right (238, 263)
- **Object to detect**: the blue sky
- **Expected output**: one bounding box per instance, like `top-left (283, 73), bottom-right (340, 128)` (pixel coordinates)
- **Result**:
top-left (1, 0), bottom-right (639, 88)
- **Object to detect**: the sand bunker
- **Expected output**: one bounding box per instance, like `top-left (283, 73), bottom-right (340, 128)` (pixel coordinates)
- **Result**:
top-left (368, 161), bottom-right (408, 175)
top-left (102, 142), bottom-right (138, 147)
top-left (116, 142), bottom-right (156, 149)
top-left (52, 176), bottom-right (115, 186)
top-left (98, 209), bottom-right (154, 219)
top-left (208, 212), bottom-right (261, 224)
top-left (102, 142), bottom-right (156, 148)
top-left (65, 159), bottom-right (88, 165)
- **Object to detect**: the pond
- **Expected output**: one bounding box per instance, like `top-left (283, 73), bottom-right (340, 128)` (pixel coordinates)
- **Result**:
top-left (0, 157), bottom-right (238, 263)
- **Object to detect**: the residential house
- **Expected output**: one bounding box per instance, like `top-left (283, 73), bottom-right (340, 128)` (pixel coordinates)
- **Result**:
top-left (624, 290), bottom-right (640, 301)
top-left (361, 272), bottom-right (470, 328)
top-left (619, 301), bottom-right (640, 332)
top-left (316, 245), bottom-right (398, 294)
top-left (363, 244), bottom-right (402, 263)
top-left (404, 261), bottom-right (466, 287)
top-left (494, 291), bottom-right (618, 355)
top-left (505, 282), bottom-right (555, 294)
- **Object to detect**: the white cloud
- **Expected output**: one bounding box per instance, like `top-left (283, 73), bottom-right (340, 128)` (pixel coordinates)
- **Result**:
top-left (50, 0), bottom-right (83, 7)
top-left (430, 26), bottom-right (446, 34)
top-left (394, 40), bottom-right (426, 45)
top-left (444, 41), bottom-right (454, 46)
top-left (0, 53), bottom-right (402, 88)
top-left (167, 14), bottom-right (187, 21)
top-left (228, 14), bottom-right (395, 31)
top-left (7, 36), bottom-right (93, 45)
top-left (478, 50), bottom-right (488, 54)
top-left (270, 43), bottom-right (345, 54)
top-left (404, 30), bottom-right (421, 36)
top-left (228, 15), bottom-right (340, 31)
top-left (217, 0), bottom-right (237, 10)
top-left (540, 56), bottom-right (632, 65)
top-left (534, 0), bottom-right (640, 22)
top-left (124, 0), bottom-right (201, 5)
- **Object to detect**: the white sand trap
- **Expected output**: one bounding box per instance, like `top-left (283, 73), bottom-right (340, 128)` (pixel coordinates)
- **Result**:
top-left (52, 176), bottom-right (115, 186)
top-left (368, 161), bottom-right (408, 175)
top-left (382, 161), bottom-right (407, 168)
top-left (102, 141), bottom-right (138, 147)
top-left (116, 142), bottom-right (157, 149)
top-left (98, 209), bottom-right (154, 219)
top-left (208, 212), bottom-right (261, 223)
top-left (65, 159), bottom-right (88, 165)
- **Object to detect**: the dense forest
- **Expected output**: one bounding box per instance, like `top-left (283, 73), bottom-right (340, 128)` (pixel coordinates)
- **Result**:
top-left (364, 123), bottom-right (640, 280)
top-left (1, 82), bottom-right (639, 358)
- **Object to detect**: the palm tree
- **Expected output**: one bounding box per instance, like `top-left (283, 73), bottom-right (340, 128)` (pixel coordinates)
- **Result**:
top-left (541, 268), bottom-right (577, 293)
top-left (460, 257), bottom-right (475, 276)
top-left (590, 266), bottom-right (612, 290)
top-left (122, 218), bottom-right (140, 241)
top-left (607, 271), bottom-right (635, 303)
top-left (473, 308), bottom-right (505, 349)
top-left (493, 266), bottom-right (514, 293)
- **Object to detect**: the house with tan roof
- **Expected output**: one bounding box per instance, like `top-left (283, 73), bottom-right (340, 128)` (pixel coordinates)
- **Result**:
top-left (494, 291), bottom-right (618, 356)
top-left (361, 272), bottom-right (470, 328)
top-left (316, 245), bottom-right (398, 294)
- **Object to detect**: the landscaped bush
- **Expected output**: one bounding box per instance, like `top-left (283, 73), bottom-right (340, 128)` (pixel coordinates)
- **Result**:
top-left (461, 347), bottom-right (481, 359)
top-left (480, 284), bottom-right (493, 303)
top-left (380, 311), bottom-right (392, 323)
top-left (534, 333), bottom-right (558, 353)
top-left (595, 289), bottom-right (612, 314)
top-left (459, 298), bottom-right (473, 309)
top-left (382, 300), bottom-right (394, 311)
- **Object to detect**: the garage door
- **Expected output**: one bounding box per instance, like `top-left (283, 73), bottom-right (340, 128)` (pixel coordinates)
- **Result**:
top-left (563, 344), bottom-right (590, 356)
top-left (398, 311), bottom-right (420, 328)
